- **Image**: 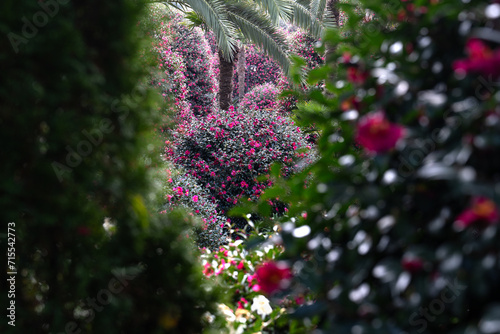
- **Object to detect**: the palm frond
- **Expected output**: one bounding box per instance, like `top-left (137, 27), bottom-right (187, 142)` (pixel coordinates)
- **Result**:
top-left (149, 0), bottom-right (191, 13)
top-left (310, 0), bottom-right (327, 22)
top-left (289, 1), bottom-right (324, 39)
top-left (184, 11), bottom-right (207, 29)
top-left (252, 0), bottom-right (293, 24)
top-left (295, 0), bottom-right (311, 8)
top-left (225, 1), bottom-right (291, 74)
top-left (324, 0), bottom-right (340, 29)
top-left (181, 0), bottom-right (239, 61)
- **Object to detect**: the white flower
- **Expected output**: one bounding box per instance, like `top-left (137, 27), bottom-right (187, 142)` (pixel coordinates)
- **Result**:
top-left (202, 311), bottom-right (215, 324)
top-left (217, 304), bottom-right (236, 322)
top-left (263, 244), bottom-right (274, 254)
top-left (232, 240), bottom-right (244, 247)
top-left (251, 295), bottom-right (273, 317)
top-left (229, 324), bottom-right (245, 334)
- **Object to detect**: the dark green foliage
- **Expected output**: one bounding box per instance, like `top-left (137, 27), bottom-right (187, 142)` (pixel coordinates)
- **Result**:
top-left (0, 1), bottom-right (219, 333)
top-left (250, 0), bottom-right (500, 332)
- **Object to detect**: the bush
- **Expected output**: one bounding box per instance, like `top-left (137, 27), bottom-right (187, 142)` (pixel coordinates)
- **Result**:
top-left (287, 29), bottom-right (324, 70)
top-left (167, 107), bottom-right (314, 233)
top-left (0, 1), bottom-right (220, 333)
top-left (233, 44), bottom-right (285, 99)
top-left (170, 16), bottom-right (218, 117)
top-left (150, 11), bottom-right (192, 125)
top-left (252, 0), bottom-right (500, 332)
top-left (161, 167), bottom-right (228, 249)
top-left (239, 83), bottom-right (280, 112)
top-left (200, 232), bottom-right (314, 333)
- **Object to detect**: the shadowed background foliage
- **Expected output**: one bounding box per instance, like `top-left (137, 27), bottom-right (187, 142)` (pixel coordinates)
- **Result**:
top-left (0, 0), bottom-right (221, 333)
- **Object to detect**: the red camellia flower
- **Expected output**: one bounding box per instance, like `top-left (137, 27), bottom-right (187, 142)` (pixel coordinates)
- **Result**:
top-left (401, 256), bottom-right (424, 273)
top-left (347, 66), bottom-right (369, 85)
top-left (455, 196), bottom-right (500, 228)
top-left (355, 112), bottom-right (404, 153)
top-left (453, 38), bottom-right (500, 78)
top-left (255, 261), bottom-right (292, 295)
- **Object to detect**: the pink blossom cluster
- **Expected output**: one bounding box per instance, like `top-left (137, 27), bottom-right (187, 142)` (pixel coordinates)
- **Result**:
top-left (287, 29), bottom-right (324, 70)
top-left (239, 83), bottom-right (280, 112)
top-left (171, 18), bottom-right (218, 116)
top-left (150, 14), bottom-right (193, 127)
top-left (163, 169), bottom-right (228, 249)
top-left (168, 107), bottom-right (315, 224)
top-left (233, 44), bottom-right (285, 99)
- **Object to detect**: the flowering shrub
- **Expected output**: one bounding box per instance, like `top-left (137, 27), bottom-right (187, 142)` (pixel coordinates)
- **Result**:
top-left (233, 44), bottom-right (285, 99)
top-left (201, 233), bottom-right (313, 333)
top-left (151, 23), bottom-right (192, 125)
top-left (167, 107), bottom-right (314, 233)
top-left (161, 167), bottom-right (228, 249)
top-left (1, 2), bottom-right (222, 333)
top-left (287, 29), bottom-right (324, 70)
top-left (170, 16), bottom-right (218, 116)
top-left (239, 83), bottom-right (280, 112)
top-left (205, 30), bottom-right (219, 55)
top-left (247, 0), bottom-right (500, 332)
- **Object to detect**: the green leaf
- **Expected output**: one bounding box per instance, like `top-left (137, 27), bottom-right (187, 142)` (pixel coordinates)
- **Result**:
top-left (306, 65), bottom-right (331, 84)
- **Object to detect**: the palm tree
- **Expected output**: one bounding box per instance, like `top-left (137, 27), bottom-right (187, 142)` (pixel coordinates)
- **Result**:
top-left (289, 0), bottom-right (341, 60)
top-left (237, 42), bottom-right (246, 102)
top-left (152, 0), bottom-right (291, 110)
top-left (151, 0), bottom-right (349, 109)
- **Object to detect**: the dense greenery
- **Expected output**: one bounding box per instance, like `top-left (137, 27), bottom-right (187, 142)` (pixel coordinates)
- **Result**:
top-left (4, 0), bottom-right (500, 333)
top-left (0, 1), bottom-right (219, 333)
top-left (245, 0), bottom-right (500, 332)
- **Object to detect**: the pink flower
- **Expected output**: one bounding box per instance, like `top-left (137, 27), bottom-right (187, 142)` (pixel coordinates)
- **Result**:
top-left (203, 263), bottom-right (214, 277)
top-left (401, 256), bottom-right (424, 273)
top-left (355, 112), bottom-right (404, 153)
top-left (453, 38), bottom-right (500, 78)
top-left (192, 195), bottom-right (199, 202)
top-left (347, 66), bottom-right (369, 85)
top-left (237, 297), bottom-right (249, 309)
top-left (247, 274), bottom-right (260, 291)
top-left (455, 196), bottom-right (499, 228)
top-left (255, 261), bottom-right (292, 295)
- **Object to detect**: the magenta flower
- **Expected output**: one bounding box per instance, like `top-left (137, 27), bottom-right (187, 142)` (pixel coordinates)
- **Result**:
top-left (401, 256), bottom-right (424, 273)
top-left (192, 195), bottom-right (199, 202)
top-left (255, 261), bottom-right (292, 295)
top-left (347, 66), bottom-right (369, 85)
top-left (355, 112), bottom-right (404, 153)
top-left (453, 38), bottom-right (500, 78)
top-left (455, 196), bottom-right (499, 228)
